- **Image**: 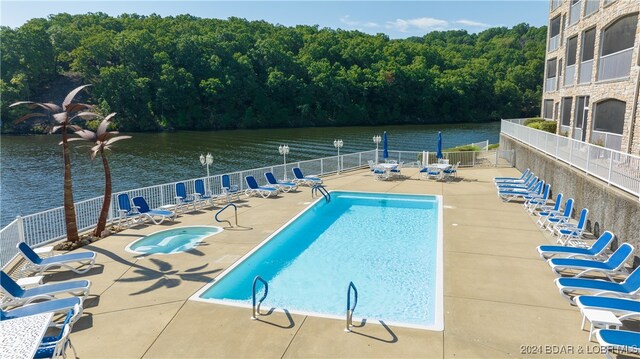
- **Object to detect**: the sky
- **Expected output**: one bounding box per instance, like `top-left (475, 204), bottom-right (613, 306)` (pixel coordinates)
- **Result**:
top-left (1, 0), bottom-right (549, 38)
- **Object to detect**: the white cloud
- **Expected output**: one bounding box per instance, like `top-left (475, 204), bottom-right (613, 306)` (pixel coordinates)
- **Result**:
top-left (340, 15), bottom-right (379, 29)
top-left (385, 17), bottom-right (449, 32)
top-left (455, 19), bottom-right (491, 28)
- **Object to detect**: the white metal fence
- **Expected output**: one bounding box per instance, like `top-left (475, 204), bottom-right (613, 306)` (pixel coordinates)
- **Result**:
top-left (501, 119), bottom-right (640, 198)
top-left (0, 148), bottom-right (513, 267)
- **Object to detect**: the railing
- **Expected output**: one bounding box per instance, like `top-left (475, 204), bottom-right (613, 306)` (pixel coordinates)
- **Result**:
top-left (501, 119), bottom-right (640, 198)
top-left (345, 281), bottom-right (358, 332)
top-left (572, 127), bottom-right (583, 141)
top-left (584, 0), bottom-right (599, 15)
top-left (469, 140), bottom-right (489, 150)
top-left (578, 60), bottom-right (593, 83)
top-left (545, 77), bottom-right (557, 92)
top-left (0, 148), bottom-right (513, 267)
top-left (598, 48), bottom-right (633, 81)
top-left (564, 65), bottom-right (576, 86)
top-left (560, 125), bottom-right (572, 136)
top-left (569, 0), bottom-right (582, 25)
top-left (591, 130), bottom-right (623, 151)
top-left (311, 185), bottom-right (331, 202)
top-left (251, 276), bottom-right (269, 320)
top-left (215, 203), bottom-right (239, 229)
top-left (548, 35), bottom-right (560, 52)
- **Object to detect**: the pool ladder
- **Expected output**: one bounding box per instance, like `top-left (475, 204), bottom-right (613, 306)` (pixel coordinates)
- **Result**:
top-left (215, 203), bottom-right (239, 229)
top-left (311, 184), bottom-right (331, 202)
top-left (345, 281), bottom-right (358, 332)
top-left (251, 276), bottom-right (269, 320)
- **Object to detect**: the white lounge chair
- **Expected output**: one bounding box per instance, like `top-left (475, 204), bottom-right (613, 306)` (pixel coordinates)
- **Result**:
top-left (17, 242), bottom-right (96, 275)
top-left (537, 231), bottom-right (615, 260)
top-left (1, 271), bottom-right (90, 307)
top-left (548, 243), bottom-right (633, 280)
top-left (555, 265), bottom-right (640, 304)
top-left (244, 175), bottom-right (279, 198)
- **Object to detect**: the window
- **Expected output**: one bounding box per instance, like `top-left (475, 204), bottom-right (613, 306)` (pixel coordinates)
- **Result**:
top-left (561, 97), bottom-right (573, 126)
top-left (546, 58), bottom-right (558, 92)
top-left (584, 0), bottom-right (599, 16)
top-left (547, 58), bottom-right (557, 78)
top-left (569, 0), bottom-right (582, 26)
top-left (599, 14), bottom-right (638, 80)
top-left (566, 36), bottom-right (578, 66)
top-left (593, 99), bottom-right (625, 134)
top-left (602, 15), bottom-right (638, 56)
top-left (582, 28), bottom-right (596, 61)
top-left (549, 16), bottom-right (561, 51)
top-left (543, 99), bottom-right (554, 119)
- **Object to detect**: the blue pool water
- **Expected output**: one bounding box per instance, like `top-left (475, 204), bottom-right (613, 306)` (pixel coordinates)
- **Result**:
top-left (126, 226), bottom-right (222, 255)
top-left (194, 191), bottom-right (443, 330)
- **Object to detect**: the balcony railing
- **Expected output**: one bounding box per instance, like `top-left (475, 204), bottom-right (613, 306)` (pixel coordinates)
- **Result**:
top-left (598, 48), bottom-right (633, 81)
top-left (564, 65), bottom-right (576, 86)
top-left (569, 0), bottom-right (582, 25)
top-left (591, 130), bottom-right (623, 151)
top-left (578, 60), bottom-right (593, 83)
top-left (549, 35), bottom-right (560, 52)
top-left (573, 127), bottom-right (583, 141)
top-left (501, 119), bottom-right (640, 200)
top-left (584, 0), bottom-right (599, 16)
top-left (560, 125), bottom-right (572, 136)
top-left (545, 77), bottom-right (557, 92)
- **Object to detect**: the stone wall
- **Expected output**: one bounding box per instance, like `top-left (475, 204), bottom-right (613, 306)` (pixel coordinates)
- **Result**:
top-left (500, 134), bottom-right (640, 249)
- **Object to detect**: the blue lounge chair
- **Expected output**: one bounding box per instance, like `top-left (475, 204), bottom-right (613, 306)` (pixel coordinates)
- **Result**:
top-left (221, 174), bottom-right (241, 202)
top-left (265, 172), bottom-right (298, 193)
top-left (595, 329), bottom-right (640, 357)
top-left (498, 179), bottom-right (542, 202)
top-left (17, 242), bottom-right (96, 275)
top-left (525, 183), bottom-right (550, 214)
top-left (554, 208), bottom-right (589, 245)
top-left (536, 196), bottom-right (571, 228)
top-left (194, 179), bottom-right (215, 207)
top-left (576, 296), bottom-right (640, 321)
top-left (1, 271), bottom-right (90, 307)
top-left (537, 230), bottom-right (615, 260)
top-left (543, 198), bottom-right (574, 231)
top-left (548, 243), bottom-right (633, 280)
top-left (34, 306), bottom-right (78, 359)
top-left (1, 296), bottom-right (82, 321)
top-left (244, 176), bottom-right (279, 198)
top-left (175, 182), bottom-right (197, 212)
top-left (494, 168), bottom-right (530, 183)
top-left (496, 173), bottom-right (536, 189)
top-left (116, 193), bottom-right (142, 227)
top-left (131, 196), bottom-right (176, 225)
top-left (555, 265), bottom-right (640, 303)
top-left (292, 167), bottom-right (322, 186)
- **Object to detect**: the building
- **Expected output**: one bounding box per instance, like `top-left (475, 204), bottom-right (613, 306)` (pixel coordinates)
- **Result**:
top-left (541, 0), bottom-right (640, 155)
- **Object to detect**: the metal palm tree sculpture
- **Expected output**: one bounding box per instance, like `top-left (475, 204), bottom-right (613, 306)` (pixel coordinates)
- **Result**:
top-left (70, 114), bottom-right (131, 237)
top-left (10, 85), bottom-right (99, 243)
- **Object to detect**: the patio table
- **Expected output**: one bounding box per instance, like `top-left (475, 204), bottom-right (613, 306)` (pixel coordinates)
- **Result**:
top-left (0, 312), bottom-right (53, 359)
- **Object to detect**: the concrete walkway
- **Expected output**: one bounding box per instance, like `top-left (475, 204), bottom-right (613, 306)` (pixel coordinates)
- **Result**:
top-left (38, 168), bottom-right (607, 358)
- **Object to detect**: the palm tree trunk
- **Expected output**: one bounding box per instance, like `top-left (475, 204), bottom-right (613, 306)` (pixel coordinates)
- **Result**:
top-left (62, 125), bottom-right (80, 243)
top-left (94, 150), bottom-right (112, 237)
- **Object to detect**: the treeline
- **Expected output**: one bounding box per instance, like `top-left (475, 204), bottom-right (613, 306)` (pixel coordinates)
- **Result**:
top-left (1, 13), bottom-right (546, 132)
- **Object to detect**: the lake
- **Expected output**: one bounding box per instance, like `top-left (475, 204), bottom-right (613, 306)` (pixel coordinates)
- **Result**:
top-left (0, 122), bottom-right (500, 226)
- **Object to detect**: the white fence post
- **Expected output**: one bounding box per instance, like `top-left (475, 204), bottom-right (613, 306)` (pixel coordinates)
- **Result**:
top-left (16, 215), bottom-right (24, 244)
top-left (607, 155), bottom-right (614, 185)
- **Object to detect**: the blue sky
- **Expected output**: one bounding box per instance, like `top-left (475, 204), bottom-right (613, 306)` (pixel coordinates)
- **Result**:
top-left (1, 1), bottom-right (549, 38)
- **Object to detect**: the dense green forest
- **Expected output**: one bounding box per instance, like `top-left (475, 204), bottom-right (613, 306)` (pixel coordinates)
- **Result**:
top-left (1, 13), bottom-right (546, 132)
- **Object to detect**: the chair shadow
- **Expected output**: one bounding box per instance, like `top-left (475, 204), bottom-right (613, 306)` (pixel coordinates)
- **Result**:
top-left (43, 264), bottom-right (105, 282)
top-left (349, 319), bottom-right (399, 344)
top-left (253, 308), bottom-right (296, 329)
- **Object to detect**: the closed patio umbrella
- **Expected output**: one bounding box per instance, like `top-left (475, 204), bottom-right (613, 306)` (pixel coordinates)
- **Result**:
top-left (436, 131), bottom-right (443, 159)
top-left (382, 131), bottom-right (388, 160)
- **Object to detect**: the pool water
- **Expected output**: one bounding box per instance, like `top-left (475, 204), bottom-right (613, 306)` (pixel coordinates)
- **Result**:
top-left (126, 226), bottom-right (222, 255)
top-left (194, 191), bottom-right (443, 330)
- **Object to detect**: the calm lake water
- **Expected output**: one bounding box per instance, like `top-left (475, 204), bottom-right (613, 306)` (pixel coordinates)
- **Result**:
top-left (0, 122), bottom-right (500, 226)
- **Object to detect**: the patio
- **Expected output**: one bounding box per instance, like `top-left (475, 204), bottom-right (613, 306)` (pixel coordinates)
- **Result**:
top-left (27, 167), bottom-right (604, 358)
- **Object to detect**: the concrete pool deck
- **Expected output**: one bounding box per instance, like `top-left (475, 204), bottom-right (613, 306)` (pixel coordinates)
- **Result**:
top-left (28, 167), bottom-right (611, 358)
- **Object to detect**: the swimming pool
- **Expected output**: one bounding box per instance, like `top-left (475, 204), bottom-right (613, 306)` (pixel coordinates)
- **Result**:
top-left (193, 191), bottom-right (443, 330)
top-left (126, 226), bottom-right (223, 255)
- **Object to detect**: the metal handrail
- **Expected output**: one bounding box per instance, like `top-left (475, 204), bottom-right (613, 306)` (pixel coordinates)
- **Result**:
top-left (345, 281), bottom-right (358, 332)
top-left (214, 203), bottom-right (238, 228)
top-left (251, 276), bottom-right (269, 320)
top-left (311, 185), bottom-right (331, 202)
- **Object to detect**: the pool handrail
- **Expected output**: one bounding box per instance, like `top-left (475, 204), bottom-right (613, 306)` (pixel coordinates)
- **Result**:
top-left (251, 276), bottom-right (269, 320)
top-left (312, 185), bottom-right (331, 202)
top-left (215, 203), bottom-right (238, 229)
top-left (345, 281), bottom-right (358, 332)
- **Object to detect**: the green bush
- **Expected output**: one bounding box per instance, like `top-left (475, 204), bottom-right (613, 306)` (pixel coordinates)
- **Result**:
top-left (524, 117), bottom-right (545, 126)
top-left (538, 121), bottom-right (557, 133)
top-left (446, 145), bottom-right (481, 152)
top-left (488, 143), bottom-right (499, 150)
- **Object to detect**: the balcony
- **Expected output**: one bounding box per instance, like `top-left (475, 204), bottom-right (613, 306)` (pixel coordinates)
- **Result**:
top-left (578, 60), bottom-right (593, 83)
top-left (545, 77), bottom-right (557, 92)
top-left (591, 130), bottom-right (622, 151)
top-left (584, 0), bottom-right (599, 16)
top-left (548, 35), bottom-right (560, 52)
top-left (564, 65), bottom-right (575, 86)
top-left (598, 48), bottom-right (633, 81)
top-left (569, 0), bottom-right (582, 26)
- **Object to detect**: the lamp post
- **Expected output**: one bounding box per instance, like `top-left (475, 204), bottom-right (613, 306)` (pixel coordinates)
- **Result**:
top-left (199, 153), bottom-right (213, 178)
top-left (373, 135), bottom-right (381, 164)
top-left (334, 139), bottom-right (344, 174)
top-left (279, 144), bottom-right (290, 180)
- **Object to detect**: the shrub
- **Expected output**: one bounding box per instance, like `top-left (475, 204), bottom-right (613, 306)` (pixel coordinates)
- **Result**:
top-left (446, 145), bottom-right (481, 152)
top-left (488, 143), bottom-right (499, 150)
top-left (524, 117), bottom-right (545, 126)
top-left (537, 121), bottom-right (557, 133)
